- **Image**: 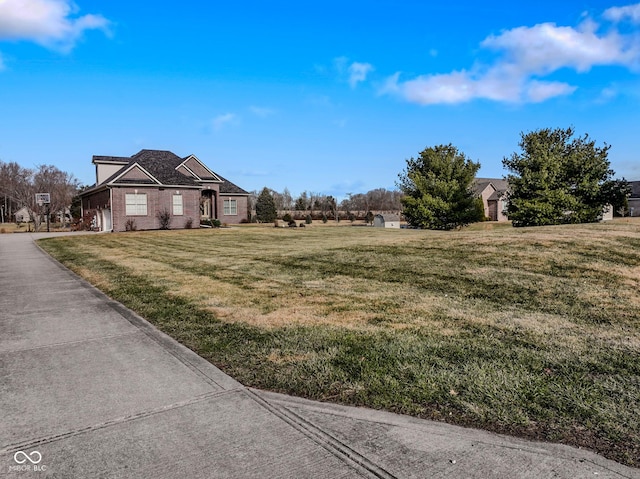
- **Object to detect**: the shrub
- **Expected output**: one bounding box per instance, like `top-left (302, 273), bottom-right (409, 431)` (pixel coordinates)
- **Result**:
top-left (365, 211), bottom-right (374, 225)
top-left (299, 222), bottom-right (305, 228)
top-left (305, 215), bottom-right (312, 224)
top-left (288, 220), bottom-right (297, 227)
top-left (282, 213), bottom-right (293, 223)
top-left (322, 214), bottom-right (328, 223)
top-left (72, 211), bottom-right (96, 231)
top-left (157, 209), bottom-right (171, 230)
top-left (185, 217), bottom-right (193, 229)
top-left (125, 218), bottom-right (137, 231)
top-left (200, 219), bottom-right (221, 228)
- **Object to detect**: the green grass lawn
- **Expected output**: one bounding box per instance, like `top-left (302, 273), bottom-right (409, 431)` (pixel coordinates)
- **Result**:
top-left (39, 221), bottom-right (640, 467)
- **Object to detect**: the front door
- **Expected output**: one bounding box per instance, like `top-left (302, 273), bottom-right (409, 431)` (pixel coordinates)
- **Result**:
top-left (200, 191), bottom-right (218, 220)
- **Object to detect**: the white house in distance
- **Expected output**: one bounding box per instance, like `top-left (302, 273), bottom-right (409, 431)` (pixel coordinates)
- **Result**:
top-left (14, 206), bottom-right (31, 223)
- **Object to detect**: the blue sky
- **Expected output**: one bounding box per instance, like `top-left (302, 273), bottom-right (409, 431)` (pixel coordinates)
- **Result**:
top-left (1, 1), bottom-right (639, 199)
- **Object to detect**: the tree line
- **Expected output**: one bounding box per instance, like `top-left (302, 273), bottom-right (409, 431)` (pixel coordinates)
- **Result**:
top-left (250, 187), bottom-right (403, 223)
top-left (0, 161), bottom-right (80, 230)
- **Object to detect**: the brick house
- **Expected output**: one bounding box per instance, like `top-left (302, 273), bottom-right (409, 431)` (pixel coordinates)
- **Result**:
top-left (473, 178), bottom-right (509, 222)
top-left (80, 149), bottom-right (249, 232)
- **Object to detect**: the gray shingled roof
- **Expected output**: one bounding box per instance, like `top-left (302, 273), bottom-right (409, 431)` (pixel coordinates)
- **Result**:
top-left (130, 150), bottom-right (202, 186)
top-left (90, 149), bottom-right (248, 195)
top-left (473, 178), bottom-right (509, 196)
top-left (216, 173), bottom-right (249, 195)
top-left (100, 150), bottom-right (200, 187)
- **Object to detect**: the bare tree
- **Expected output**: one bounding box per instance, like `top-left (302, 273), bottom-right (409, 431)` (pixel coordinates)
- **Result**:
top-left (281, 187), bottom-right (293, 212)
top-left (33, 165), bottom-right (80, 227)
top-left (340, 188), bottom-right (403, 219)
top-left (0, 161), bottom-right (79, 230)
top-left (0, 161), bottom-right (34, 225)
top-left (294, 191), bottom-right (309, 213)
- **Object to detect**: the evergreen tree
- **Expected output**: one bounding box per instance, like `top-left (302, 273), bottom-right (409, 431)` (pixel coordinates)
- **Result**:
top-left (398, 144), bottom-right (482, 230)
top-left (255, 187), bottom-right (277, 223)
top-left (503, 127), bottom-right (629, 226)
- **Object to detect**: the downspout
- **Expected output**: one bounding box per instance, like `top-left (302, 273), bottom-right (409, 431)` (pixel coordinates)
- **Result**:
top-left (109, 187), bottom-right (113, 232)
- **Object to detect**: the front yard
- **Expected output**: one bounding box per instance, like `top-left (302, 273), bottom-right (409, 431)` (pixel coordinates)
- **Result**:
top-left (39, 221), bottom-right (640, 467)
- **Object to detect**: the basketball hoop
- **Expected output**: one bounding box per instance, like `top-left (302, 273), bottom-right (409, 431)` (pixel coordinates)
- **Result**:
top-left (35, 193), bottom-right (51, 232)
top-left (35, 193), bottom-right (51, 206)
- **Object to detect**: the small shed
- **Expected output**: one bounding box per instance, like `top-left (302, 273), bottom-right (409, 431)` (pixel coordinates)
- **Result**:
top-left (373, 214), bottom-right (400, 229)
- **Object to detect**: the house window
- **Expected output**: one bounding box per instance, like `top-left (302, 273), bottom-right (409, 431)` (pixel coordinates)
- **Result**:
top-left (125, 193), bottom-right (147, 216)
top-left (173, 195), bottom-right (183, 216)
top-left (223, 199), bottom-right (237, 215)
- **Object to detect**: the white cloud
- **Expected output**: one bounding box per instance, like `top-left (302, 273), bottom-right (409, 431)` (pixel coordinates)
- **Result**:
top-left (348, 61), bottom-right (373, 88)
top-left (598, 86), bottom-right (619, 102)
top-left (249, 106), bottom-right (275, 118)
top-left (212, 113), bottom-right (238, 130)
top-left (604, 3), bottom-right (640, 23)
top-left (524, 80), bottom-right (577, 102)
top-left (397, 71), bottom-right (476, 104)
top-left (0, 0), bottom-right (110, 52)
top-left (382, 10), bottom-right (640, 105)
top-left (332, 56), bottom-right (374, 88)
top-left (481, 20), bottom-right (637, 73)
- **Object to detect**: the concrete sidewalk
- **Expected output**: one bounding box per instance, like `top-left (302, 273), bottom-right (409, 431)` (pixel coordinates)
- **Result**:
top-left (1, 232), bottom-right (638, 478)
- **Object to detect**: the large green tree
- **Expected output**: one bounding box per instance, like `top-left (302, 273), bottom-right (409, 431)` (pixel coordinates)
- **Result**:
top-left (255, 187), bottom-right (277, 223)
top-left (398, 144), bottom-right (482, 230)
top-left (503, 127), bottom-right (629, 227)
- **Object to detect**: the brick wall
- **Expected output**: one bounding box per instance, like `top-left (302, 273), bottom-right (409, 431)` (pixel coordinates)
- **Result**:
top-left (81, 189), bottom-right (110, 212)
top-left (218, 195), bottom-right (249, 224)
top-left (111, 187), bottom-right (201, 232)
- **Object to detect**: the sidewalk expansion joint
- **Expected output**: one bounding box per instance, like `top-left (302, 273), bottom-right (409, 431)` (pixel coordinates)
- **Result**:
top-left (247, 390), bottom-right (398, 479)
top-left (1, 388), bottom-right (244, 455)
top-left (0, 331), bottom-right (139, 355)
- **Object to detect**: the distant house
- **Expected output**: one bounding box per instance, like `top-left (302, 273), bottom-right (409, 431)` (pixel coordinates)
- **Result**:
top-left (628, 181), bottom-right (640, 217)
top-left (14, 206), bottom-right (31, 223)
top-left (80, 149), bottom-right (249, 232)
top-left (473, 178), bottom-right (509, 222)
top-left (373, 214), bottom-right (401, 228)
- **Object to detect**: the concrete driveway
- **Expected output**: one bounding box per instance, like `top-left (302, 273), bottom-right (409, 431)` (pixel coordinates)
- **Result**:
top-left (1, 232), bottom-right (638, 478)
